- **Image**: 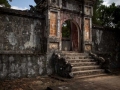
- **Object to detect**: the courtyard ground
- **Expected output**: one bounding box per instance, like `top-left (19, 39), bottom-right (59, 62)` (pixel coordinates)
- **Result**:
top-left (0, 75), bottom-right (120, 90)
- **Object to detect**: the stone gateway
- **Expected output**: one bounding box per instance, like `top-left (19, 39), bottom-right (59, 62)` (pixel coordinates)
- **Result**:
top-left (0, 0), bottom-right (120, 80)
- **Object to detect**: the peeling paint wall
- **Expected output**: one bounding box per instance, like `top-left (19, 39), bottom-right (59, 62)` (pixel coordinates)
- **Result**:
top-left (95, 29), bottom-right (103, 45)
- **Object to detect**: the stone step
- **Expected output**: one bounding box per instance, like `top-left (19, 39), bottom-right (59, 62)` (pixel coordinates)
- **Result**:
top-left (62, 56), bottom-right (91, 59)
top-left (66, 59), bottom-right (95, 63)
top-left (72, 65), bottom-right (100, 71)
top-left (62, 51), bottom-right (79, 53)
top-left (61, 52), bottom-right (88, 56)
top-left (72, 69), bottom-right (105, 76)
top-left (60, 52), bottom-right (106, 79)
top-left (74, 73), bottom-right (107, 79)
top-left (71, 62), bottom-right (98, 66)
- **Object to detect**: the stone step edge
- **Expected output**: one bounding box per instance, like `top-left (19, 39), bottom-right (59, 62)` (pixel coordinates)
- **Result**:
top-left (72, 67), bottom-right (101, 71)
top-left (72, 69), bottom-right (104, 74)
top-left (71, 62), bottom-right (97, 65)
top-left (74, 74), bottom-right (107, 79)
top-left (66, 59), bottom-right (94, 60)
top-left (72, 65), bottom-right (100, 69)
top-left (61, 56), bottom-right (91, 59)
top-left (61, 55), bottom-right (89, 57)
top-left (61, 52), bottom-right (87, 53)
top-left (61, 54), bottom-right (89, 56)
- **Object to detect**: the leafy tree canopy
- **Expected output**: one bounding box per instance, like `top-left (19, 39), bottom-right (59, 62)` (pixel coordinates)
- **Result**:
top-left (93, 0), bottom-right (120, 29)
top-left (93, 0), bottom-right (104, 25)
top-left (0, 0), bottom-right (12, 8)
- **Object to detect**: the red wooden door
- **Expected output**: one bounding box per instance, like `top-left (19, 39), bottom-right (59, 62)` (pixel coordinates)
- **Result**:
top-left (71, 22), bottom-right (78, 51)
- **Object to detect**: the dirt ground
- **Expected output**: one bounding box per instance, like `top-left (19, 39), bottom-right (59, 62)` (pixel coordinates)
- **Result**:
top-left (0, 76), bottom-right (69, 90)
top-left (0, 75), bottom-right (120, 90)
top-left (47, 75), bottom-right (120, 90)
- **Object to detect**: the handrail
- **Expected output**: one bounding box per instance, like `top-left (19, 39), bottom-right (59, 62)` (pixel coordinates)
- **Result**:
top-left (89, 52), bottom-right (105, 64)
top-left (89, 52), bottom-right (111, 73)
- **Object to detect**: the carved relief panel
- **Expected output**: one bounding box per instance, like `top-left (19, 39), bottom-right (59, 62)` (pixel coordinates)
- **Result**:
top-left (85, 6), bottom-right (92, 16)
top-left (49, 43), bottom-right (59, 49)
top-left (62, 0), bottom-right (80, 11)
top-left (50, 12), bottom-right (57, 36)
top-left (49, 0), bottom-right (59, 6)
top-left (84, 18), bottom-right (90, 41)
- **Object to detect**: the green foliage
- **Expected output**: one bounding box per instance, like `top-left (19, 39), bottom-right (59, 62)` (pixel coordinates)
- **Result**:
top-left (112, 6), bottom-right (120, 29)
top-left (62, 21), bottom-right (71, 38)
top-left (93, 0), bottom-right (120, 29)
top-left (93, 0), bottom-right (103, 25)
top-left (0, 0), bottom-right (11, 7)
top-left (62, 26), bottom-right (70, 38)
top-left (98, 3), bottom-right (117, 27)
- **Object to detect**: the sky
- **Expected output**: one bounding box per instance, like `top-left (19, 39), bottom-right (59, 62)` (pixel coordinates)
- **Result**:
top-left (8, 0), bottom-right (36, 10)
top-left (8, 0), bottom-right (120, 10)
top-left (103, 0), bottom-right (120, 6)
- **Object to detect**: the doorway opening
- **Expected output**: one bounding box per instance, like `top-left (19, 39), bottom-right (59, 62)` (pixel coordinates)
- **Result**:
top-left (62, 20), bottom-right (80, 51)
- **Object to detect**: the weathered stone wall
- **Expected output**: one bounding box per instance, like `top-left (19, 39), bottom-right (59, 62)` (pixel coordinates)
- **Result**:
top-left (0, 8), bottom-right (46, 80)
top-left (92, 26), bottom-right (120, 69)
top-left (62, 0), bottom-right (80, 11)
top-left (92, 28), bottom-right (117, 52)
top-left (0, 13), bottom-right (45, 53)
top-left (0, 54), bottom-right (46, 80)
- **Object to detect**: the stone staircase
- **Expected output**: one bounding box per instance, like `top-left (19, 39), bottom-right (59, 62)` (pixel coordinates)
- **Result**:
top-left (61, 51), bottom-right (106, 79)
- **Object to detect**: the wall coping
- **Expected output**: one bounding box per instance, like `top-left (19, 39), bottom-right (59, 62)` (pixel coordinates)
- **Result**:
top-left (0, 7), bottom-right (45, 19)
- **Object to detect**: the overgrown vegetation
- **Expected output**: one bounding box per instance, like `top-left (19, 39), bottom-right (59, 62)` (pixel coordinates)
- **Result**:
top-left (93, 0), bottom-right (120, 29)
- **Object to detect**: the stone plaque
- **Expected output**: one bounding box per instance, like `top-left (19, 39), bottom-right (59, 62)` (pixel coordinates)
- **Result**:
top-left (85, 18), bottom-right (90, 41)
top-left (50, 12), bottom-right (57, 36)
top-left (85, 6), bottom-right (91, 15)
top-left (49, 43), bottom-right (58, 49)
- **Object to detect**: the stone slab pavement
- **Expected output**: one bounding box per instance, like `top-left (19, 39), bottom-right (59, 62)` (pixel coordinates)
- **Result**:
top-left (47, 75), bottom-right (120, 90)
